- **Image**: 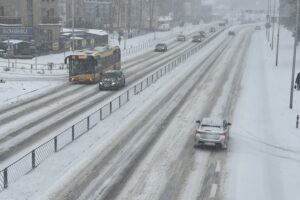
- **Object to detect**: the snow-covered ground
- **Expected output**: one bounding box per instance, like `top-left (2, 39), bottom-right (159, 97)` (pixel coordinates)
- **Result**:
top-left (1, 23), bottom-right (300, 200)
top-left (225, 26), bottom-right (300, 200)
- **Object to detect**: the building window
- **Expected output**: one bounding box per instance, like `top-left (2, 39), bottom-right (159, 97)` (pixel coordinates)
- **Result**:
top-left (47, 30), bottom-right (53, 41)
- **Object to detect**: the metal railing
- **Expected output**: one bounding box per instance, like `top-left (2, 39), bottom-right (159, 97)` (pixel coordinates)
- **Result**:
top-left (0, 28), bottom-right (224, 192)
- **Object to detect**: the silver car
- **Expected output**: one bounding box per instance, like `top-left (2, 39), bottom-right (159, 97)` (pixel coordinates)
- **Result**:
top-left (177, 34), bottom-right (186, 41)
top-left (194, 117), bottom-right (231, 150)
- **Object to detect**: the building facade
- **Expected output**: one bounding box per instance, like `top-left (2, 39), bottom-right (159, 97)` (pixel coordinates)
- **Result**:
top-left (0, 0), bottom-right (61, 51)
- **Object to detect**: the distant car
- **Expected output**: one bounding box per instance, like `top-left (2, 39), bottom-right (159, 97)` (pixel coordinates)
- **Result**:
top-left (177, 34), bottom-right (186, 41)
top-left (192, 35), bottom-right (202, 43)
top-left (157, 23), bottom-right (171, 31)
top-left (194, 117), bottom-right (231, 149)
top-left (255, 25), bottom-right (261, 30)
top-left (210, 27), bottom-right (216, 32)
top-left (99, 70), bottom-right (125, 90)
top-left (154, 43), bottom-right (167, 52)
top-left (199, 31), bottom-right (206, 38)
top-left (228, 31), bottom-right (236, 36)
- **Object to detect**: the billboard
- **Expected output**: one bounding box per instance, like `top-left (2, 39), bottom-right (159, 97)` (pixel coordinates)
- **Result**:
top-left (0, 27), bottom-right (33, 40)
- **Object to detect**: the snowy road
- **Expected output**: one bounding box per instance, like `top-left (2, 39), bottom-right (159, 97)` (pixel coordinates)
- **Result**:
top-left (3, 23), bottom-right (299, 200)
top-left (42, 27), bottom-right (251, 200)
top-left (0, 27), bottom-right (221, 166)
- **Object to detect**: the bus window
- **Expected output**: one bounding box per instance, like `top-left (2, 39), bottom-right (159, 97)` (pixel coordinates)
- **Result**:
top-left (70, 58), bottom-right (95, 75)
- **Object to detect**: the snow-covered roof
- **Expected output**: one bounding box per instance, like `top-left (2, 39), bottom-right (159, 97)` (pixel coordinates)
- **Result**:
top-left (1, 39), bottom-right (26, 44)
top-left (158, 16), bottom-right (173, 22)
top-left (61, 28), bottom-right (108, 36)
top-left (70, 36), bottom-right (84, 40)
top-left (87, 29), bottom-right (108, 36)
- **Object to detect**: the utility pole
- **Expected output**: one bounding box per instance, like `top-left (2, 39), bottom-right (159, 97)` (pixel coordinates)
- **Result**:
top-left (290, 0), bottom-right (300, 109)
top-left (71, 0), bottom-right (75, 52)
top-left (276, 6), bottom-right (280, 66)
top-left (267, 0), bottom-right (271, 41)
top-left (271, 0), bottom-right (276, 50)
top-left (127, 0), bottom-right (132, 32)
top-left (139, 0), bottom-right (143, 30)
top-left (7, 37), bottom-right (10, 69)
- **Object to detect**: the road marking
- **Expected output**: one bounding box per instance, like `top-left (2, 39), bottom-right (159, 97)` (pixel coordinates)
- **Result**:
top-left (209, 184), bottom-right (218, 198)
top-left (215, 161), bottom-right (221, 173)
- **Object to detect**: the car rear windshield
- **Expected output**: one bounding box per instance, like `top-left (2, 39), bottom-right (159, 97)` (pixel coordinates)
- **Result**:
top-left (200, 125), bottom-right (223, 132)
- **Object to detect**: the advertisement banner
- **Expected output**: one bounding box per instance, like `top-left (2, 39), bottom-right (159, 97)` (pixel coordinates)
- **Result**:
top-left (0, 27), bottom-right (33, 40)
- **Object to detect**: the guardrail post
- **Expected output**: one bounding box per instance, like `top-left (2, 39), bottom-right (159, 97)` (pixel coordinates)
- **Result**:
top-left (127, 90), bottom-right (130, 101)
top-left (100, 108), bottom-right (103, 121)
top-left (152, 74), bottom-right (154, 83)
top-left (141, 81), bottom-right (143, 91)
top-left (72, 125), bottom-right (75, 141)
top-left (32, 150), bottom-right (36, 169)
top-left (54, 136), bottom-right (58, 152)
top-left (161, 68), bottom-right (163, 77)
top-left (87, 116), bottom-right (90, 129)
top-left (147, 77), bottom-right (149, 87)
top-left (3, 168), bottom-right (8, 189)
top-left (119, 96), bottom-right (121, 108)
top-left (110, 102), bottom-right (112, 113)
top-left (134, 85), bottom-right (137, 95)
top-left (165, 66), bottom-right (167, 74)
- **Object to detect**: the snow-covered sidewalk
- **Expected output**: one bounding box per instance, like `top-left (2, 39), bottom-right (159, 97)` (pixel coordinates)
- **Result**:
top-left (225, 26), bottom-right (300, 200)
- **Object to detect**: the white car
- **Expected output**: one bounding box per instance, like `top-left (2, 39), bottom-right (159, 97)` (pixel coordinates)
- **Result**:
top-left (177, 34), bottom-right (186, 41)
top-left (194, 117), bottom-right (231, 149)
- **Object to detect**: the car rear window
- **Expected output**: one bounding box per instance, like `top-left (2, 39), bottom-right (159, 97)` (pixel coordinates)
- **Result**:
top-left (200, 125), bottom-right (223, 132)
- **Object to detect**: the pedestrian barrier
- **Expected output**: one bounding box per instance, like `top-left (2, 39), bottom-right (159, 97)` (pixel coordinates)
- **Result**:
top-left (0, 28), bottom-right (224, 192)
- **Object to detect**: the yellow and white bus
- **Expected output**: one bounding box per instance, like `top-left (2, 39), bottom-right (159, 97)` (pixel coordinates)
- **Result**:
top-left (65, 46), bottom-right (121, 83)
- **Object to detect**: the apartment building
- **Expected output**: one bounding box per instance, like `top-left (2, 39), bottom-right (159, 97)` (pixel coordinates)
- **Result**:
top-left (0, 0), bottom-right (61, 50)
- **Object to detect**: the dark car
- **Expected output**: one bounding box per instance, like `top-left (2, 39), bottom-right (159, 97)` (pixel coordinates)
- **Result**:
top-left (99, 70), bottom-right (125, 90)
top-left (192, 35), bottom-right (202, 43)
top-left (228, 31), bottom-right (236, 36)
top-left (154, 43), bottom-right (167, 52)
top-left (255, 26), bottom-right (261, 30)
top-left (210, 27), bottom-right (216, 32)
top-left (199, 31), bottom-right (206, 38)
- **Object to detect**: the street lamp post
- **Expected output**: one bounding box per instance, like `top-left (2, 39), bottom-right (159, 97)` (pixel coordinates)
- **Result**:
top-left (290, 0), bottom-right (300, 109)
top-left (275, 8), bottom-right (280, 66)
top-left (267, 0), bottom-right (271, 41)
top-left (7, 37), bottom-right (10, 70)
top-left (271, 0), bottom-right (276, 50)
top-left (71, 0), bottom-right (75, 52)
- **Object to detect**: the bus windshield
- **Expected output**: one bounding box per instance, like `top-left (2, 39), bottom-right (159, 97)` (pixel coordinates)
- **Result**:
top-left (69, 58), bottom-right (96, 75)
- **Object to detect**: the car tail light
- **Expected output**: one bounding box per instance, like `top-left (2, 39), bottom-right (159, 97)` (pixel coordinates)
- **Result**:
top-left (195, 131), bottom-right (204, 135)
top-left (219, 133), bottom-right (226, 139)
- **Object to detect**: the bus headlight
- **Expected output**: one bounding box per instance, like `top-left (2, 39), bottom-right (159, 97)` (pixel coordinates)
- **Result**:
top-left (112, 82), bottom-right (116, 85)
